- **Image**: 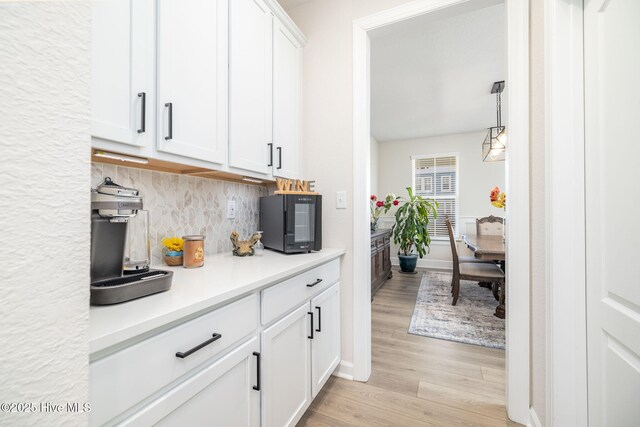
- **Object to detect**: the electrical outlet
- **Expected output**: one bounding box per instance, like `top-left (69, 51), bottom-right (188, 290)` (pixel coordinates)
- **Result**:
top-left (227, 200), bottom-right (236, 219)
top-left (336, 191), bottom-right (347, 209)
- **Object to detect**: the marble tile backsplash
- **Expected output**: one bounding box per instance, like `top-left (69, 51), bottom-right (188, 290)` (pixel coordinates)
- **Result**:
top-left (91, 163), bottom-right (268, 263)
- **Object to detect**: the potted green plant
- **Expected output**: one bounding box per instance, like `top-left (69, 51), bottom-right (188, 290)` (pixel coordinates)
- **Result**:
top-left (391, 187), bottom-right (438, 273)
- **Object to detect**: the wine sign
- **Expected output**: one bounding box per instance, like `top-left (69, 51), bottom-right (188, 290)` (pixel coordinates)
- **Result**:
top-left (274, 177), bottom-right (318, 195)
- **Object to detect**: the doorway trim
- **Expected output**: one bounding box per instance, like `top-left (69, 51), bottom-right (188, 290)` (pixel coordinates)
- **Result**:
top-left (352, 0), bottom-right (530, 424)
top-left (544, 0), bottom-right (588, 425)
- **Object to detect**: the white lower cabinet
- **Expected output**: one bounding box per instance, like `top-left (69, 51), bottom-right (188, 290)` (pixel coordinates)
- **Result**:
top-left (310, 283), bottom-right (341, 398)
top-left (90, 260), bottom-right (341, 427)
top-left (261, 282), bottom-right (341, 427)
top-left (123, 337), bottom-right (260, 426)
top-left (261, 303), bottom-right (312, 427)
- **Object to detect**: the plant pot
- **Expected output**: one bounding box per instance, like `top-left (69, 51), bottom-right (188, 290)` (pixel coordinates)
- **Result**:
top-left (164, 250), bottom-right (184, 266)
top-left (398, 254), bottom-right (418, 273)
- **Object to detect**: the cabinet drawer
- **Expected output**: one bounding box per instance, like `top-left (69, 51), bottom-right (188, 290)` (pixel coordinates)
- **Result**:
top-left (90, 293), bottom-right (259, 426)
top-left (261, 259), bottom-right (339, 325)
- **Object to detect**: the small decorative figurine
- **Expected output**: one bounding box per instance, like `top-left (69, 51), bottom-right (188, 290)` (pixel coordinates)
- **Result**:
top-left (230, 231), bottom-right (263, 257)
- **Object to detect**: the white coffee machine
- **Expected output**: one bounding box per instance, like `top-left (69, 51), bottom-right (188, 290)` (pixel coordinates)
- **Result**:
top-left (90, 177), bottom-right (172, 305)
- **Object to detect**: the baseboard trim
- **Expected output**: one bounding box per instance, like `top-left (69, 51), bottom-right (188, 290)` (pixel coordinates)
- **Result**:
top-left (528, 407), bottom-right (542, 427)
top-left (332, 360), bottom-right (354, 380)
top-left (391, 257), bottom-right (452, 271)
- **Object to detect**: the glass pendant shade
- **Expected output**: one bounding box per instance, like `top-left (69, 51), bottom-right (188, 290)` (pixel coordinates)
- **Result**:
top-left (482, 81), bottom-right (506, 162)
top-left (482, 126), bottom-right (506, 161)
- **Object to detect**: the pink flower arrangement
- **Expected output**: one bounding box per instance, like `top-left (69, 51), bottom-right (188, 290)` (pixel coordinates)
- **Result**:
top-left (370, 193), bottom-right (400, 225)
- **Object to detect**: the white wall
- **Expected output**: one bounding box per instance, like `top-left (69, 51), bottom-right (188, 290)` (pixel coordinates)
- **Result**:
top-left (287, 0), bottom-right (419, 373)
top-left (0, 2), bottom-right (91, 425)
top-left (376, 131), bottom-right (505, 267)
top-left (370, 136), bottom-right (379, 195)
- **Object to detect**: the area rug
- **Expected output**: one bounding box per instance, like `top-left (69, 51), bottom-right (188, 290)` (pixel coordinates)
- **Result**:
top-left (408, 271), bottom-right (505, 349)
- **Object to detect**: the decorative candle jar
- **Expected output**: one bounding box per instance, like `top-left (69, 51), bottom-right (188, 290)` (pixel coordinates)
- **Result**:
top-left (182, 235), bottom-right (205, 268)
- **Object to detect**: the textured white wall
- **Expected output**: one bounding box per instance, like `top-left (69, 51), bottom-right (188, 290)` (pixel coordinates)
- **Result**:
top-left (0, 2), bottom-right (91, 425)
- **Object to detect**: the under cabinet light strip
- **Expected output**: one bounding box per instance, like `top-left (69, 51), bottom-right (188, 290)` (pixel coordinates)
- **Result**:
top-left (94, 150), bottom-right (149, 165)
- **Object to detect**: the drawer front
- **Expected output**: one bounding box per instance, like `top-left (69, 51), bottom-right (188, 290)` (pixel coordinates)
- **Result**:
top-left (261, 258), bottom-right (339, 325)
top-left (90, 293), bottom-right (259, 426)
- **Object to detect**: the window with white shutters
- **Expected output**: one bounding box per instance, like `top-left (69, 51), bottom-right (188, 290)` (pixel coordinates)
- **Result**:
top-left (412, 154), bottom-right (459, 239)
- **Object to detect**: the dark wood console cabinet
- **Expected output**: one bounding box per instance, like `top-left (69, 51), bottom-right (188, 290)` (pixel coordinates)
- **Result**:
top-left (371, 229), bottom-right (392, 297)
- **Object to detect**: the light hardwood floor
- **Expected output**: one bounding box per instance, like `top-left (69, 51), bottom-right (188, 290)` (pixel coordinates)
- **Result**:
top-left (298, 268), bottom-right (521, 427)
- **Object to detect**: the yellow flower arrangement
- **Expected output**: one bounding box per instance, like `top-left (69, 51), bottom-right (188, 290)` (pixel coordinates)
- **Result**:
top-left (490, 186), bottom-right (507, 209)
top-left (162, 237), bottom-right (184, 252)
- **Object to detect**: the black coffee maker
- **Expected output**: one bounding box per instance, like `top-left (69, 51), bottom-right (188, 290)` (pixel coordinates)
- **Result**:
top-left (90, 177), bottom-right (172, 305)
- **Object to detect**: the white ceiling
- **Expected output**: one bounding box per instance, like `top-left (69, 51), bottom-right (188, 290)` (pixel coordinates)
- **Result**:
top-left (277, 0), bottom-right (315, 11)
top-left (370, 1), bottom-right (506, 142)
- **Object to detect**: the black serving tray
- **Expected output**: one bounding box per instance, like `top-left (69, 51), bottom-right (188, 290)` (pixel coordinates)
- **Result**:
top-left (90, 269), bottom-right (173, 305)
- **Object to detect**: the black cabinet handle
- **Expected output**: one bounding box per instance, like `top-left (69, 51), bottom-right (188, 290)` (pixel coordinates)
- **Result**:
top-left (306, 279), bottom-right (323, 288)
top-left (315, 306), bottom-right (321, 332)
top-left (268, 143), bottom-right (273, 167)
top-left (308, 312), bottom-right (314, 339)
top-left (277, 147), bottom-right (282, 169)
top-left (175, 333), bottom-right (221, 359)
top-left (137, 92), bottom-right (146, 133)
top-left (165, 102), bottom-right (173, 140)
top-left (252, 352), bottom-right (261, 391)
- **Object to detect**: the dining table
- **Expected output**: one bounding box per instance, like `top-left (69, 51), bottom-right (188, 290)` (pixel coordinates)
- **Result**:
top-left (462, 234), bottom-right (506, 319)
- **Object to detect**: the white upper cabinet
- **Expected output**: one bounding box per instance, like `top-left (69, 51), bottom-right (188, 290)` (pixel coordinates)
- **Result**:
top-left (229, 0), bottom-right (273, 175)
top-left (91, 0), bottom-right (154, 147)
top-left (156, 0), bottom-right (229, 164)
top-left (91, 0), bottom-right (305, 175)
top-left (272, 18), bottom-right (302, 179)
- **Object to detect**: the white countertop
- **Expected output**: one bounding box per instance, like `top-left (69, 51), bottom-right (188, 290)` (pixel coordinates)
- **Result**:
top-left (90, 248), bottom-right (345, 356)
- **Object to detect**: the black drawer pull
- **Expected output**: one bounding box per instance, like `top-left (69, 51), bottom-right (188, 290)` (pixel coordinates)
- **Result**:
top-left (306, 279), bottom-right (323, 288)
top-left (165, 102), bottom-right (173, 140)
top-left (175, 333), bottom-right (221, 359)
top-left (277, 146), bottom-right (282, 169)
top-left (315, 306), bottom-right (321, 332)
top-left (137, 92), bottom-right (146, 133)
top-left (252, 352), bottom-right (261, 391)
top-left (268, 143), bottom-right (273, 167)
top-left (308, 312), bottom-right (314, 339)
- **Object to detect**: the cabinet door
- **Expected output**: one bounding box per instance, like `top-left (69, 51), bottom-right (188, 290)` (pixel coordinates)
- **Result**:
top-left (229, 0), bottom-right (273, 174)
top-left (156, 0), bottom-right (228, 164)
top-left (91, 0), bottom-right (154, 147)
top-left (122, 337), bottom-right (259, 426)
top-left (261, 303), bottom-right (311, 427)
top-left (272, 19), bottom-right (301, 179)
top-left (310, 282), bottom-right (341, 397)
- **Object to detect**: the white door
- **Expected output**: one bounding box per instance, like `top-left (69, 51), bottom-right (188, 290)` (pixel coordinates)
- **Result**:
top-left (584, 0), bottom-right (640, 425)
top-left (310, 282), bottom-right (341, 397)
top-left (272, 19), bottom-right (301, 179)
top-left (121, 338), bottom-right (260, 426)
top-left (91, 0), bottom-right (154, 147)
top-left (261, 303), bottom-right (311, 427)
top-left (229, 0), bottom-right (273, 175)
top-left (156, 0), bottom-right (228, 164)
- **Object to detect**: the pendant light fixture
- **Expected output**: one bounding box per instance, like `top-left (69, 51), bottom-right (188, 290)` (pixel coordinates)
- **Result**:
top-left (482, 81), bottom-right (506, 162)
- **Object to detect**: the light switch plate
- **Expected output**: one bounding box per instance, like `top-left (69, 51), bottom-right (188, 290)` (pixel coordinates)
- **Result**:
top-left (336, 191), bottom-right (347, 209)
top-left (227, 200), bottom-right (236, 219)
